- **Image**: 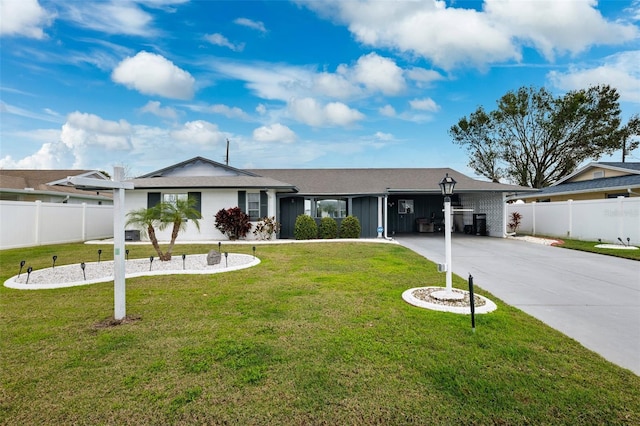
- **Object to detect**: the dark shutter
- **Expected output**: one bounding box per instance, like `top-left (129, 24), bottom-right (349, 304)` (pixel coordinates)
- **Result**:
top-left (260, 191), bottom-right (268, 218)
top-left (238, 190), bottom-right (246, 212)
top-left (188, 192), bottom-right (202, 219)
top-left (147, 192), bottom-right (161, 208)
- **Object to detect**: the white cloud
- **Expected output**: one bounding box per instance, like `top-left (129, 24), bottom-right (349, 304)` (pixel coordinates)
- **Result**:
top-left (405, 67), bottom-right (446, 87)
top-left (373, 131), bottom-right (394, 141)
top-left (139, 101), bottom-right (179, 119)
top-left (352, 53), bottom-right (405, 95)
top-left (301, 0), bottom-right (516, 69)
top-left (485, 0), bottom-right (639, 61)
top-left (234, 17), bottom-right (267, 33)
top-left (409, 97), bottom-right (440, 112)
top-left (208, 104), bottom-right (250, 120)
top-left (288, 97), bottom-right (364, 127)
top-left (253, 123), bottom-right (296, 143)
top-left (547, 51), bottom-right (640, 103)
top-left (204, 33), bottom-right (245, 51)
top-left (212, 61), bottom-right (315, 101)
top-left (256, 104), bottom-right (267, 115)
top-left (59, 1), bottom-right (168, 36)
top-left (210, 53), bottom-right (407, 103)
top-left (313, 71), bottom-right (361, 99)
top-left (170, 120), bottom-right (227, 145)
top-left (0, 142), bottom-right (73, 169)
top-left (61, 112), bottom-right (132, 150)
top-left (0, 0), bottom-right (53, 39)
top-left (1, 101), bottom-right (64, 124)
top-left (300, 0), bottom-right (638, 69)
top-left (112, 51), bottom-right (195, 100)
top-left (378, 104), bottom-right (396, 117)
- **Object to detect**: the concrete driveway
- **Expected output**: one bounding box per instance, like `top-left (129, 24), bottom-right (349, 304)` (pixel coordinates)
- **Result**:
top-left (396, 234), bottom-right (640, 375)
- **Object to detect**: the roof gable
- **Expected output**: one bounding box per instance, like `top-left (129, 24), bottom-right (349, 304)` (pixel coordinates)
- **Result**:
top-left (553, 162), bottom-right (640, 186)
top-left (137, 156), bottom-right (258, 178)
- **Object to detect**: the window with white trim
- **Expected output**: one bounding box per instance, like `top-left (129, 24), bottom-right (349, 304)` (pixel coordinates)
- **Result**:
top-left (247, 193), bottom-right (260, 219)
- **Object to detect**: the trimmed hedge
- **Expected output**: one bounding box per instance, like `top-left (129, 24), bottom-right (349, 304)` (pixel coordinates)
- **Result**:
top-left (339, 215), bottom-right (361, 239)
top-left (294, 214), bottom-right (318, 240)
top-left (318, 217), bottom-right (338, 239)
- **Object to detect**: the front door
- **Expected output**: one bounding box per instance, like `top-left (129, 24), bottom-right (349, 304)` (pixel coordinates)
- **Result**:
top-left (279, 197), bottom-right (305, 239)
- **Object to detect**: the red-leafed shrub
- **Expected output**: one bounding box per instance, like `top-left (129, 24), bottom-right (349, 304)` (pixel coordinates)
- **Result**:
top-left (214, 207), bottom-right (252, 240)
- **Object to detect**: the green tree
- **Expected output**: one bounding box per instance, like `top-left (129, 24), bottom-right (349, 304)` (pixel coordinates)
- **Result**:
top-left (157, 198), bottom-right (201, 260)
top-left (620, 114), bottom-right (640, 162)
top-left (450, 85), bottom-right (624, 188)
top-left (126, 205), bottom-right (164, 260)
top-left (126, 198), bottom-right (201, 261)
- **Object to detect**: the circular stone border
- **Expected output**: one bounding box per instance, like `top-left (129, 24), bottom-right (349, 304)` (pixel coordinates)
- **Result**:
top-left (594, 244), bottom-right (638, 250)
top-left (402, 286), bottom-right (497, 314)
top-left (4, 253), bottom-right (259, 290)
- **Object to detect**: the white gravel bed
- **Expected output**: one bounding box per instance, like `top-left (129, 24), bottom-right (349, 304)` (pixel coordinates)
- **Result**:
top-left (402, 286), bottom-right (498, 314)
top-left (4, 253), bottom-right (259, 290)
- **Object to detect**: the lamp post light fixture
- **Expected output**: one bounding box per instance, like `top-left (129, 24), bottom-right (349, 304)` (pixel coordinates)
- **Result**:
top-left (438, 173), bottom-right (457, 296)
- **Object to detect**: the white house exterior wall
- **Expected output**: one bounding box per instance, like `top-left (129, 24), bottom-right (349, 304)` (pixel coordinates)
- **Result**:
top-left (125, 189), bottom-right (278, 242)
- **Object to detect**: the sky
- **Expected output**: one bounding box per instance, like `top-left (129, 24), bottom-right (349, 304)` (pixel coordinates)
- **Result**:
top-left (1, 0), bottom-right (639, 179)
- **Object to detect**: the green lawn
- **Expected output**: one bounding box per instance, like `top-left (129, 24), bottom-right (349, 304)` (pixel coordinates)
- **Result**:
top-left (1, 242), bottom-right (638, 425)
top-left (555, 237), bottom-right (640, 261)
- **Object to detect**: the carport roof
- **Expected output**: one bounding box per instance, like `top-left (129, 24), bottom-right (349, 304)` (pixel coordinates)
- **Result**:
top-left (249, 168), bottom-right (534, 196)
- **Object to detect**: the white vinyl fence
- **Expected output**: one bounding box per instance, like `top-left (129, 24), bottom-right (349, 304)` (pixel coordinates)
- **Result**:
top-left (507, 197), bottom-right (640, 244)
top-left (0, 200), bottom-right (114, 250)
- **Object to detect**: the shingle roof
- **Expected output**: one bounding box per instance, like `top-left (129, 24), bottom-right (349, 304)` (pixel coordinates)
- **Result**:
top-left (130, 176), bottom-right (298, 191)
top-left (524, 174), bottom-right (640, 197)
top-left (248, 168), bottom-right (533, 195)
top-left (0, 169), bottom-right (113, 198)
top-left (598, 162), bottom-right (640, 172)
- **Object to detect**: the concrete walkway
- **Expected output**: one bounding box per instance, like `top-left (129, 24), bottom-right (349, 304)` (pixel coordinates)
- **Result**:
top-left (396, 234), bottom-right (640, 375)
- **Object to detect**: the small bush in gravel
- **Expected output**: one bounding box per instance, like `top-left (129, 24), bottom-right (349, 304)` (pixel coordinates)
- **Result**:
top-left (318, 217), bottom-right (338, 239)
top-left (294, 215), bottom-right (318, 240)
top-left (339, 216), bottom-right (361, 239)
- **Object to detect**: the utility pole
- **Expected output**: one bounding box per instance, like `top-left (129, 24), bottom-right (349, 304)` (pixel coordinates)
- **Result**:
top-left (226, 139), bottom-right (230, 166)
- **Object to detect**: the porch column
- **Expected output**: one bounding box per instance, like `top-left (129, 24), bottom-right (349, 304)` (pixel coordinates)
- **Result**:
top-left (377, 196), bottom-right (383, 238)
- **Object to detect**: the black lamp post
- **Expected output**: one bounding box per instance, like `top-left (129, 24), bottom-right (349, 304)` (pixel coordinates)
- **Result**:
top-left (438, 173), bottom-right (457, 295)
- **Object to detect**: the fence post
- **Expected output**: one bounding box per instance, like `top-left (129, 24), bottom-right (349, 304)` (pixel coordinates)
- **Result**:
top-left (532, 202), bottom-right (536, 236)
top-left (618, 196), bottom-right (624, 239)
top-left (568, 199), bottom-right (573, 239)
top-left (34, 200), bottom-right (41, 246)
top-left (82, 203), bottom-right (87, 241)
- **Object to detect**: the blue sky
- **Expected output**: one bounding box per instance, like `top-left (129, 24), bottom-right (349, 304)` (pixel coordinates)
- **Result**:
top-left (1, 0), bottom-right (639, 179)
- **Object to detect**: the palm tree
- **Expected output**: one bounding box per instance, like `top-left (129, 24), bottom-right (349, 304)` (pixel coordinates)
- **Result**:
top-left (127, 198), bottom-right (202, 261)
top-left (156, 198), bottom-right (201, 260)
top-left (126, 204), bottom-right (164, 259)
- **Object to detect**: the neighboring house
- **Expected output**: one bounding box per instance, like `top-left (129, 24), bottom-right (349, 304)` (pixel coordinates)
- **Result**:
top-left (0, 169), bottom-right (113, 204)
top-left (511, 162), bottom-right (640, 203)
top-left (125, 156), bottom-right (533, 240)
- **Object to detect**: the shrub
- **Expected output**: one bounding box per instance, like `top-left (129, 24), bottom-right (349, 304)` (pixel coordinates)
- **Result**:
top-left (318, 217), bottom-right (338, 239)
top-left (253, 216), bottom-right (281, 240)
top-left (339, 215), bottom-right (361, 239)
top-left (294, 215), bottom-right (318, 240)
top-left (508, 211), bottom-right (522, 234)
top-left (214, 207), bottom-right (252, 240)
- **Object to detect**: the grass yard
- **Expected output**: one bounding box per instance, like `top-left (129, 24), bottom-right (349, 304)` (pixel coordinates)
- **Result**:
top-left (1, 242), bottom-right (639, 425)
top-left (555, 237), bottom-right (640, 261)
